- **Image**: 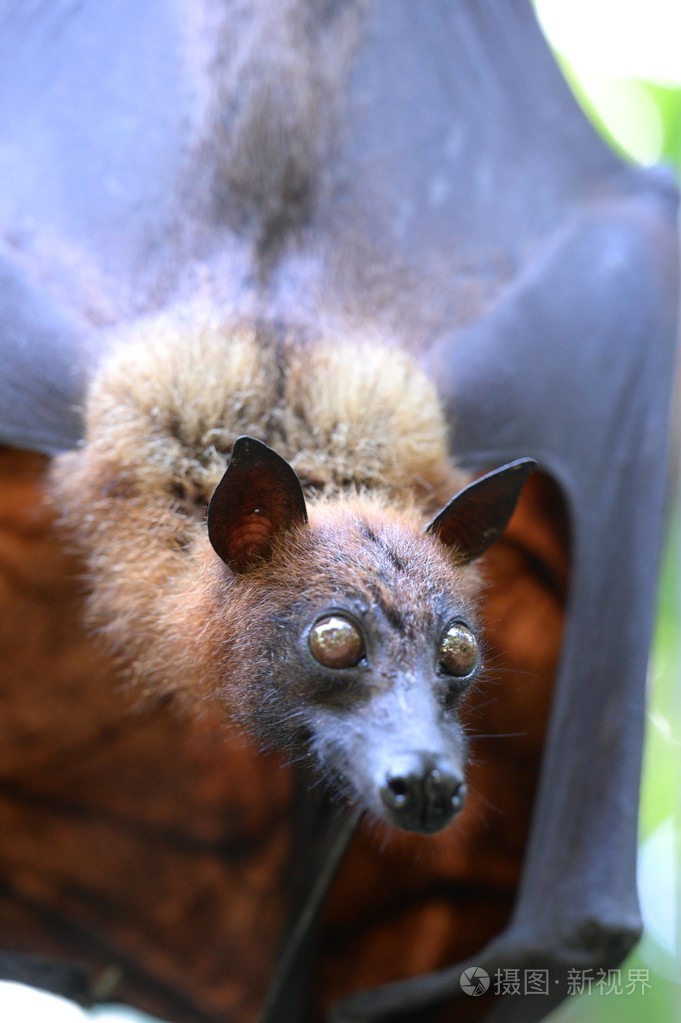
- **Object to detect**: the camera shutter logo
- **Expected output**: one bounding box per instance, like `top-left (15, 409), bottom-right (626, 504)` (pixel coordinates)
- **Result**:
top-left (460, 967), bottom-right (491, 996)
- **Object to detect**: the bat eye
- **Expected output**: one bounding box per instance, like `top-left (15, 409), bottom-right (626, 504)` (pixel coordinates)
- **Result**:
top-left (309, 615), bottom-right (365, 669)
top-left (439, 622), bottom-right (479, 678)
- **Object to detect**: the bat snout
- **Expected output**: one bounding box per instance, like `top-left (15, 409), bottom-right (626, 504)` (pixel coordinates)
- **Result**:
top-left (378, 752), bottom-right (466, 834)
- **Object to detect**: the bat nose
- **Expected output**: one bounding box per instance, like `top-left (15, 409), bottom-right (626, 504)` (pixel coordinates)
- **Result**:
top-left (379, 753), bottom-right (466, 833)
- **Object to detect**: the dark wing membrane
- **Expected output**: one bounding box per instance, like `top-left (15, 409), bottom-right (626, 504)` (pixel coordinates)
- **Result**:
top-left (0, 254), bottom-right (93, 453)
top-left (302, 0), bottom-right (622, 338)
top-left (0, 0), bottom-right (202, 452)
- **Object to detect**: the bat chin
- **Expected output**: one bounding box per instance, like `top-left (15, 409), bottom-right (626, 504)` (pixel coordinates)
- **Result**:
top-left (374, 753), bottom-right (467, 835)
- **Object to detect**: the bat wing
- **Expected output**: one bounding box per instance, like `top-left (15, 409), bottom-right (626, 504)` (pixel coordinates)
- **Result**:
top-left (0, 0), bottom-right (208, 452)
top-left (0, 257), bottom-right (94, 453)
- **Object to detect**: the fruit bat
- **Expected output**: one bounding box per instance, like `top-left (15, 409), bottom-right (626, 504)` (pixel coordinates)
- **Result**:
top-left (0, 2), bottom-right (678, 1023)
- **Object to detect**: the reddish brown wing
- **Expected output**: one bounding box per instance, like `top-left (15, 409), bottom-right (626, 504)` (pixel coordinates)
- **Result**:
top-left (0, 448), bottom-right (295, 1023)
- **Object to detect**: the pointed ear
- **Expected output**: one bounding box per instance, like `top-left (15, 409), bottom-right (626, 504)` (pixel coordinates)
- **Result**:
top-left (425, 458), bottom-right (536, 564)
top-left (207, 436), bottom-right (308, 573)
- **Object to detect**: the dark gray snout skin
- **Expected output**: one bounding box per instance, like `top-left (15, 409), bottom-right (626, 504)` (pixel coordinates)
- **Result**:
top-left (316, 673), bottom-right (469, 835)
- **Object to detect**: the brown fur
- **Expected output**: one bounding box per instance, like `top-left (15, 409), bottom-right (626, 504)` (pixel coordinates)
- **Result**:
top-left (49, 315), bottom-right (492, 826)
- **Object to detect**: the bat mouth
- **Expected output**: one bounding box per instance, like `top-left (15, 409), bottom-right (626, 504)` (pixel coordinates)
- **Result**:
top-left (378, 754), bottom-right (467, 834)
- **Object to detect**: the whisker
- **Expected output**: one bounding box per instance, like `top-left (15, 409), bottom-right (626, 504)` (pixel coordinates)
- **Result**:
top-left (469, 731), bottom-right (528, 740)
top-left (481, 666), bottom-right (543, 683)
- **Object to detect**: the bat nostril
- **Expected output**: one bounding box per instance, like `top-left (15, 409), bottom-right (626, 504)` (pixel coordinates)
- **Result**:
top-left (379, 756), bottom-right (466, 832)
top-left (426, 767), bottom-right (465, 801)
top-left (382, 774), bottom-right (410, 808)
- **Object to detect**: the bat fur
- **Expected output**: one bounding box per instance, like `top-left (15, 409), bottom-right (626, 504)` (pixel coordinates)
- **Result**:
top-left (49, 320), bottom-right (528, 834)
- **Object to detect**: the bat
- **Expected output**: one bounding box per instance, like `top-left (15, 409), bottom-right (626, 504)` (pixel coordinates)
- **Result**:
top-left (0, 2), bottom-right (677, 1023)
top-left (49, 319), bottom-right (536, 836)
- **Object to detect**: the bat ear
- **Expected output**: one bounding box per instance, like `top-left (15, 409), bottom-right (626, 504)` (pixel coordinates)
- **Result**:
top-left (207, 436), bottom-right (308, 573)
top-left (425, 458), bottom-right (536, 564)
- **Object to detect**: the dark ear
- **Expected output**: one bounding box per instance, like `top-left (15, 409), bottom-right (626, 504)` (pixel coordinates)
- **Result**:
top-left (425, 458), bottom-right (536, 564)
top-left (207, 436), bottom-right (308, 573)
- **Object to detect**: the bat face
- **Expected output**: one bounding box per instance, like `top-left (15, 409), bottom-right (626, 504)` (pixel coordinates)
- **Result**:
top-left (205, 437), bottom-right (533, 835)
top-left (209, 499), bottom-right (483, 834)
top-left (299, 600), bottom-right (476, 835)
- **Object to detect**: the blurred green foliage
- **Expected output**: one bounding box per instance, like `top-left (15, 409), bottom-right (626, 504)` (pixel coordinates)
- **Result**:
top-left (562, 67), bottom-right (681, 173)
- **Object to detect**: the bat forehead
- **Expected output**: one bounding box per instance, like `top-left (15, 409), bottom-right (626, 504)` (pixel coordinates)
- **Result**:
top-left (292, 508), bottom-right (480, 640)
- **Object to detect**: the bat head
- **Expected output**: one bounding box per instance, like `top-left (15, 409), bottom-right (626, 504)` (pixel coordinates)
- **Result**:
top-left (207, 436), bottom-right (535, 834)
